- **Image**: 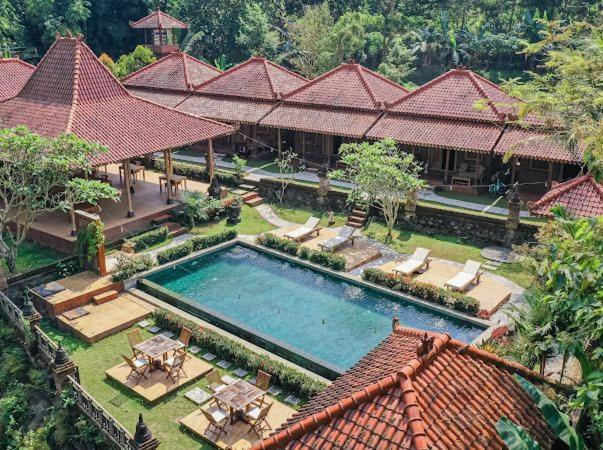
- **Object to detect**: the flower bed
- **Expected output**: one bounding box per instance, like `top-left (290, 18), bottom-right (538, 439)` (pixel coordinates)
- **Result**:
top-left (153, 308), bottom-right (327, 400)
top-left (156, 230), bottom-right (237, 265)
top-left (256, 233), bottom-right (346, 270)
top-left (362, 268), bottom-right (480, 315)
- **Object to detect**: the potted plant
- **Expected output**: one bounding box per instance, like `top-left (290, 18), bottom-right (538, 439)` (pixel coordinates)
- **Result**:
top-left (227, 196), bottom-right (242, 224)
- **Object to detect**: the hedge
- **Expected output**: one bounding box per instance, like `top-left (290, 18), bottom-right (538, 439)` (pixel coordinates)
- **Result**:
top-left (153, 159), bottom-right (240, 187)
top-left (156, 230), bottom-right (237, 265)
top-left (362, 268), bottom-right (480, 315)
top-left (256, 233), bottom-right (346, 270)
top-left (125, 226), bottom-right (169, 252)
top-left (111, 253), bottom-right (156, 282)
top-left (153, 308), bottom-right (327, 400)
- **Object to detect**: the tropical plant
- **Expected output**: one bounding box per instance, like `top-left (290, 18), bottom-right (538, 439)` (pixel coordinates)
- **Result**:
top-left (231, 155), bottom-right (247, 182)
top-left (179, 190), bottom-right (224, 226)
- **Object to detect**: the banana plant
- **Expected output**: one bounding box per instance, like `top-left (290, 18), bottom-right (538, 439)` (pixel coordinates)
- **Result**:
top-left (496, 375), bottom-right (585, 450)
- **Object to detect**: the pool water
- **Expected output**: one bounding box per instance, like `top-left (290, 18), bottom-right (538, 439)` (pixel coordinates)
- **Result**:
top-left (146, 245), bottom-right (484, 370)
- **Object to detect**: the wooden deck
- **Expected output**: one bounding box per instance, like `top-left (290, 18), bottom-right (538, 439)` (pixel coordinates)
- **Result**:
top-left (105, 355), bottom-right (212, 403)
top-left (180, 400), bottom-right (296, 450)
top-left (57, 293), bottom-right (155, 343)
top-left (27, 165), bottom-right (210, 253)
top-left (378, 259), bottom-right (511, 313)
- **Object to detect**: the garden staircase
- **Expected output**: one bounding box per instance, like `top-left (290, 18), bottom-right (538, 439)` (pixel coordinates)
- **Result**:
top-left (243, 191), bottom-right (264, 207)
top-left (150, 213), bottom-right (186, 238)
top-left (346, 205), bottom-right (368, 228)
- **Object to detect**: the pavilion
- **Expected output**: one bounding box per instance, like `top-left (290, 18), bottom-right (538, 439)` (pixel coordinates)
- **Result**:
top-left (0, 34), bottom-right (232, 251)
top-left (175, 56), bottom-right (308, 158)
top-left (123, 50), bottom-right (221, 107)
top-left (254, 322), bottom-right (559, 450)
top-left (529, 173), bottom-right (603, 218)
top-left (129, 8), bottom-right (187, 57)
top-left (0, 58), bottom-right (34, 101)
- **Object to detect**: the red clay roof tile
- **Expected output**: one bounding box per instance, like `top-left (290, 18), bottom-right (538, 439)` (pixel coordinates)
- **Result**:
top-left (530, 174), bottom-right (603, 218)
top-left (127, 88), bottom-right (189, 108)
top-left (176, 95), bottom-right (278, 125)
top-left (0, 58), bottom-right (35, 101)
top-left (494, 127), bottom-right (581, 164)
top-left (0, 36), bottom-right (232, 165)
top-left (130, 8), bottom-right (187, 29)
top-left (253, 325), bottom-right (556, 450)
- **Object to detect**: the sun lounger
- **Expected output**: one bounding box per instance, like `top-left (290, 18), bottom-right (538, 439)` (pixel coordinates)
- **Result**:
top-left (284, 217), bottom-right (321, 242)
top-left (445, 260), bottom-right (483, 292)
top-left (392, 248), bottom-right (431, 276)
top-left (318, 226), bottom-right (358, 252)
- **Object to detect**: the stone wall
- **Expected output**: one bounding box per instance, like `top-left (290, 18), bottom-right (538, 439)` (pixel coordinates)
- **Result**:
top-left (257, 178), bottom-right (350, 212)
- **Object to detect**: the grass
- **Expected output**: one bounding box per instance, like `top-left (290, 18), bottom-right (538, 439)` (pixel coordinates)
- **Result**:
top-left (364, 221), bottom-right (534, 288)
top-left (40, 319), bottom-right (301, 450)
top-left (269, 203), bottom-right (348, 228)
top-left (1, 240), bottom-right (65, 276)
top-left (191, 204), bottom-right (275, 235)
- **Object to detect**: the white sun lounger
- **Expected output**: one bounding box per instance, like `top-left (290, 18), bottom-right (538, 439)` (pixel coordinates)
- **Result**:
top-left (284, 217), bottom-right (321, 242)
top-left (445, 260), bottom-right (483, 292)
top-left (318, 226), bottom-right (358, 252)
top-left (392, 247), bottom-right (431, 276)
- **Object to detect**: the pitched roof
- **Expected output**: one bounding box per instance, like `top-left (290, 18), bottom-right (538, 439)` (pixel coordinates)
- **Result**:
top-left (123, 51), bottom-right (220, 93)
top-left (0, 36), bottom-right (232, 165)
top-left (387, 67), bottom-right (516, 122)
top-left (127, 87), bottom-right (189, 108)
top-left (283, 61), bottom-right (408, 111)
top-left (0, 58), bottom-right (35, 101)
top-left (494, 127), bottom-right (581, 164)
top-left (254, 325), bottom-right (556, 450)
top-left (130, 8), bottom-right (187, 29)
top-left (530, 174), bottom-right (603, 218)
top-left (176, 95), bottom-right (278, 125)
top-left (192, 56), bottom-right (307, 100)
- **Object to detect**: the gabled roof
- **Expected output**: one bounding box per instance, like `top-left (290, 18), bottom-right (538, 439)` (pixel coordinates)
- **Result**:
top-left (530, 174), bottom-right (603, 218)
top-left (127, 88), bottom-right (189, 108)
top-left (283, 61), bottom-right (408, 111)
top-left (130, 8), bottom-right (187, 29)
top-left (192, 56), bottom-right (308, 101)
top-left (123, 51), bottom-right (220, 93)
top-left (0, 36), bottom-right (232, 165)
top-left (255, 324), bottom-right (556, 450)
top-left (494, 127), bottom-right (581, 164)
top-left (387, 67), bottom-right (517, 122)
top-left (0, 58), bottom-right (35, 101)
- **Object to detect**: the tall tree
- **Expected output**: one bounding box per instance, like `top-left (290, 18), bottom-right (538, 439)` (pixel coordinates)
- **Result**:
top-left (236, 2), bottom-right (280, 59)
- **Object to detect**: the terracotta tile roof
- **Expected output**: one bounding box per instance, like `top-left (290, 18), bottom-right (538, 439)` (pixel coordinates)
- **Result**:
top-left (387, 68), bottom-right (515, 122)
top-left (0, 58), bottom-right (35, 101)
top-left (0, 36), bottom-right (232, 165)
top-left (123, 51), bottom-right (220, 93)
top-left (254, 325), bottom-right (556, 450)
top-left (193, 56), bottom-right (307, 101)
top-left (260, 104), bottom-right (381, 138)
top-left (366, 114), bottom-right (504, 153)
top-left (130, 8), bottom-right (187, 29)
top-left (283, 61), bottom-right (408, 111)
top-left (530, 174), bottom-right (603, 218)
top-left (127, 88), bottom-right (189, 108)
top-left (494, 127), bottom-right (581, 164)
top-left (176, 95), bottom-right (278, 125)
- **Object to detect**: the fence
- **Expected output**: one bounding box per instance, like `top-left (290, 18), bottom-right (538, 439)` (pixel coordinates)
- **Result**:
top-left (0, 290), bottom-right (159, 449)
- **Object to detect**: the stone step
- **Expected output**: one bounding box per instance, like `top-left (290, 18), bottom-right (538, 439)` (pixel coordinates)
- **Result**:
top-left (92, 290), bottom-right (119, 305)
top-left (151, 213), bottom-right (172, 225)
top-left (165, 222), bottom-right (187, 238)
top-left (242, 192), bottom-right (259, 201)
top-left (352, 209), bottom-right (367, 217)
top-left (239, 183), bottom-right (257, 191)
top-left (346, 221), bottom-right (363, 229)
top-left (245, 196), bottom-right (264, 207)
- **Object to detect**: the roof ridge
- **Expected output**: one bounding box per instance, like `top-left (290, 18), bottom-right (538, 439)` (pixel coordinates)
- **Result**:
top-left (122, 52), bottom-right (177, 82)
top-left (530, 174), bottom-right (600, 210)
top-left (261, 58), bottom-right (277, 99)
top-left (398, 374), bottom-right (429, 450)
top-left (130, 8), bottom-right (187, 29)
top-left (65, 38), bottom-right (82, 133)
top-left (466, 70), bottom-right (505, 121)
top-left (191, 57), bottom-right (255, 91)
top-left (386, 69), bottom-right (455, 109)
top-left (263, 58), bottom-right (308, 82)
top-left (0, 58), bottom-right (35, 69)
top-left (282, 63), bottom-right (345, 100)
top-left (354, 63), bottom-right (380, 108)
top-left (181, 52), bottom-right (192, 90)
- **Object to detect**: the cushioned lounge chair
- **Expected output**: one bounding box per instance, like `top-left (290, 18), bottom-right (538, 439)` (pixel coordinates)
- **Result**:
top-left (392, 248), bottom-right (431, 276)
top-left (318, 226), bottom-right (358, 252)
top-left (284, 217), bottom-right (321, 242)
top-left (445, 260), bottom-right (483, 292)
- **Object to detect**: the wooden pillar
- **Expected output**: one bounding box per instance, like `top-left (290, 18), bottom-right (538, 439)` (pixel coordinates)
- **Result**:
top-left (547, 161), bottom-right (554, 190)
top-left (444, 149), bottom-right (451, 184)
top-left (475, 153), bottom-right (481, 185)
top-left (511, 157), bottom-right (518, 184)
top-left (96, 232), bottom-right (107, 277)
top-left (208, 140), bottom-right (215, 183)
top-left (277, 128), bottom-right (282, 156)
top-left (164, 149), bottom-right (173, 205)
top-left (123, 159), bottom-right (134, 218)
top-left (302, 133), bottom-right (306, 162)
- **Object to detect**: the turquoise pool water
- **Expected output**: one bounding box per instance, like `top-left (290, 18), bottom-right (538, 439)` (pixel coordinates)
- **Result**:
top-left (146, 245), bottom-right (484, 370)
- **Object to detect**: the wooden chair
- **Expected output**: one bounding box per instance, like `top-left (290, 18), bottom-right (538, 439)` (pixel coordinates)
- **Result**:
top-left (200, 405), bottom-right (230, 440)
top-left (206, 369), bottom-right (227, 393)
top-left (127, 329), bottom-right (143, 358)
top-left (175, 327), bottom-right (192, 358)
top-left (254, 370), bottom-right (271, 407)
top-left (163, 354), bottom-right (186, 383)
top-left (122, 354), bottom-right (148, 383)
top-left (245, 402), bottom-right (273, 438)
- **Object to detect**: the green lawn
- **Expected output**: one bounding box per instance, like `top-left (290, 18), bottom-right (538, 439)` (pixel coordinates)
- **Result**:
top-left (269, 203), bottom-right (348, 228)
top-left (1, 240), bottom-right (65, 276)
top-left (364, 221), bottom-right (533, 288)
top-left (191, 204), bottom-right (275, 235)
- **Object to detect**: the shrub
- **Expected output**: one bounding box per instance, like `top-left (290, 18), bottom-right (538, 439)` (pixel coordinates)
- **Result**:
top-left (362, 268), bottom-right (480, 314)
top-left (298, 247), bottom-right (346, 270)
top-left (153, 159), bottom-right (240, 186)
top-left (189, 230), bottom-right (237, 252)
top-left (156, 241), bottom-right (193, 265)
top-left (256, 233), bottom-right (300, 256)
top-left (111, 253), bottom-right (156, 281)
top-left (180, 190), bottom-right (224, 226)
top-left (153, 308), bottom-right (327, 400)
top-left (125, 226), bottom-right (169, 252)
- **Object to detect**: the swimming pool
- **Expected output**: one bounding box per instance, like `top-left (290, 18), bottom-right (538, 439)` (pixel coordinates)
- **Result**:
top-left (143, 244), bottom-right (484, 374)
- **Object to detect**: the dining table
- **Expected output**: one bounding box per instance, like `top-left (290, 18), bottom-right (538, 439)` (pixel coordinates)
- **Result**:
top-left (134, 334), bottom-right (180, 372)
top-left (212, 379), bottom-right (266, 423)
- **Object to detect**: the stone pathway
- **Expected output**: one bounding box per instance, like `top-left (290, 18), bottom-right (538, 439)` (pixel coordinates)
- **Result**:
top-left (254, 204), bottom-right (296, 228)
